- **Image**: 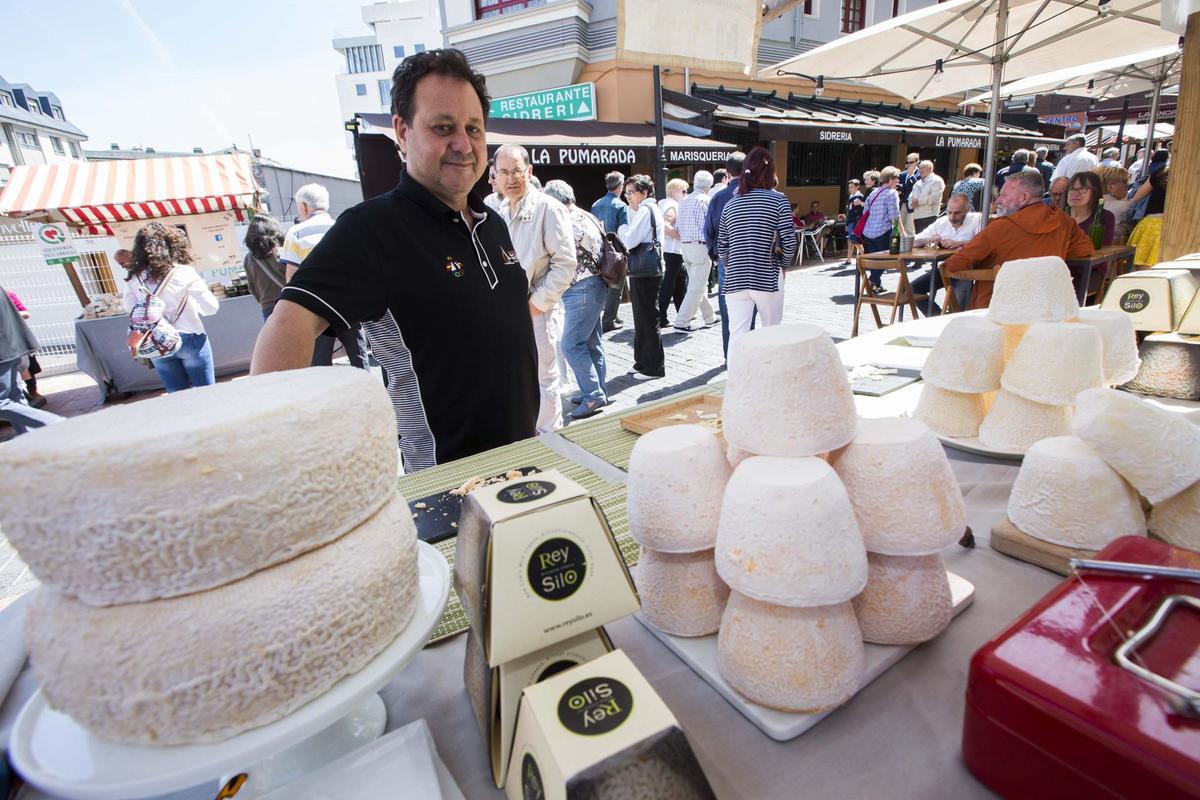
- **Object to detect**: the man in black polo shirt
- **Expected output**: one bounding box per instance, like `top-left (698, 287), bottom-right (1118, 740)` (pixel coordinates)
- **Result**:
top-left (250, 49), bottom-right (537, 472)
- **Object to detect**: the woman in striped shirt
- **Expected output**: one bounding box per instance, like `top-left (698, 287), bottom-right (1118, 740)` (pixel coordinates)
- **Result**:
top-left (717, 147), bottom-right (797, 356)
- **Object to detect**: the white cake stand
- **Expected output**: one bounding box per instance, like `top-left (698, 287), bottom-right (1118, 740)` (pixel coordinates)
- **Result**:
top-left (8, 541), bottom-right (451, 800)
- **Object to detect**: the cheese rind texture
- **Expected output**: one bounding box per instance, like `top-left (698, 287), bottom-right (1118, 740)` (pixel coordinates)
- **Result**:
top-left (1071, 387), bottom-right (1200, 504)
top-left (1148, 480), bottom-right (1200, 551)
top-left (1123, 334), bottom-right (1200, 401)
top-left (1001, 324), bottom-right (1028, 363)
top-left (914, 385), bottom-right (993, 438)
top-left (851, 553), bottom-right (952, 645)
top-left (832, 417), bottom-right (965, 555)
top-left (1001, 322), bottom-right (1104, 406)
top-left (0, 368), bottom-right (397, 606)
top-left (978, 389), bottom-right (1073, 452)
top-left (635, 548), bottom-right (729, 637)
top-left (714, 456), bottom-right (867, 607)
top-left (986, 256), bottom-right (1080, 325)
top-left (1007, 436), bottom-right (1146, 549)
top-left (628, 425), bottom-right (731, 553)
top-left (25, 495), bottom-right (418, 745)
top-left (723, 324), bottom-right (857, 456)
top-left (718, 592), bottom-right (864, 713)
top-left (1073, 308), bottom-right (1141, 386)
top-left (920, 316), bottom-right (1005, 393)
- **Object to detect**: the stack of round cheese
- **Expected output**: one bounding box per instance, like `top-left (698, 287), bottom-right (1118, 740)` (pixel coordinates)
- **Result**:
top-left (832, 418), bottom-right (961, 644)
top-left (714, 456), bottom-right (868, 712)
top-left (0, 368), bottom-right (419, 745)
top-left (916, 316), bottom-right (1003, 438)
top-left (628, 425), bottom-right (732, 636)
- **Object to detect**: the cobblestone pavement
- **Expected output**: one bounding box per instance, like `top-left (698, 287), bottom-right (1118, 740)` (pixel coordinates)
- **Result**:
top-left (0, 255), bottom-right (932, 603)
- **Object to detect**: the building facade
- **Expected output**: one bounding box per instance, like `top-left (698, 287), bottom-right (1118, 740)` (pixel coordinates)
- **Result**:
top-left (0, 75), bottom-right (88, 188)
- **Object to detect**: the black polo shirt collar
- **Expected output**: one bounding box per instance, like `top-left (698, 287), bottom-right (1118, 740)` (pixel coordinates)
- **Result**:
top-left (393, 166), bottom-right (492, 226)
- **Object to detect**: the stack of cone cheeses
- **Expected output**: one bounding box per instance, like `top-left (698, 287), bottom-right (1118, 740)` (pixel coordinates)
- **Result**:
top-left (1005, 387), bottom-right (1200, 553)
top-left (916, 257), bottom-right (1140, 453)
top-left (0, 369), bottom-right (418, 745)
top-left (629, 324), bottom-right (966, 714)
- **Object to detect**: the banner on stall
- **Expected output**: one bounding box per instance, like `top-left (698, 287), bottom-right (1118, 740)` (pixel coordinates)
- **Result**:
top-left (110, 211), bottom-right (244, 286)
top-left (35, 223), bottom-right (80, 266)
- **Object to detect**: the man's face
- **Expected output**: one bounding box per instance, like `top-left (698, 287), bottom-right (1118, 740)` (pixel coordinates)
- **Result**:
top-left (1049, 178), bottom-right (1069, 208)
top-left (393, 73), bottom-right (487, 208)
top-left (297, 202), bottom-right (312, 222)
top-left (494, 152), bottom-right (530, 203)
top-left (905, 156), bottom-right (918, 172)
top-left (1065, 139), bottom-right (1079, 153)
top-left (919, 164), bottom-right (932, 178)
top-left (810, 202), bottom-right (819, 212)
top-left (946, 198), bottom-right (968, 225)
top-left (996, 180), bottom-right (1029, 216)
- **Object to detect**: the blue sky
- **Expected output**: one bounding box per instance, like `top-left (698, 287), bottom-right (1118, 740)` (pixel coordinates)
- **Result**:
top-left (3, 0), bottom-right (377, 177)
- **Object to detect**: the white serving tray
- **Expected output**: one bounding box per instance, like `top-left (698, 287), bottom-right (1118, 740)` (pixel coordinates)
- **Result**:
top-left (637, 572), bottom-right (975, 741)
top-left (936, 434), bottom-right (1025, 461)
top-left (9, 541), bottom-right (451, 800)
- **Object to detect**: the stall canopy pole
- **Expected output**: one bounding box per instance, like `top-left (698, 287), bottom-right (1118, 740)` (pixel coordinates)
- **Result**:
top-left (1141, 77), bottom-right (1163, 177)
top-left (1115, 96), bottom-right (1130, 155)
top-left (653, 65), bottom-right (667, 199)
top-left (979, 0), bottom-right (1009, 227)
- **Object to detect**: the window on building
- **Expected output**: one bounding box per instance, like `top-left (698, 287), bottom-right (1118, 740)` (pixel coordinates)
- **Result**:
top-left (804, 0), bottom-right (814, 14)
top-left (15, 130), bottom-right (39, 150)
top-left (25, 100), bottom-right (42, 115)
top-left (70, 141), bottom-right (81, 158)
top-left (414, 43), bottom-right (426, 52)
top-left (51, 105), bottom-right (65, 120)
top-left (476, 0), bottom-right (545, 19)
top-left (841, 0), bottom-right (866, 32)
top-left (786, 141), bottom-right (892, 187)
top-left (378, 79), bottom-right (391, 109)
top-left (50, 136), bottom-right (65, 155)
top-left (355, 83), bottom-right (367, 96)
top-left (0, 91), bottom-right (13, 107)
top-left (345, 44), bottom-right (385, 74)
top-left (393, 45), bottom-right (405, 58)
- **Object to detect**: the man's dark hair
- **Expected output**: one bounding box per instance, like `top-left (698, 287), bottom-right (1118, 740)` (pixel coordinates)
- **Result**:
top-left (390, 49), bottom-right (490, 123)
top-left (712, 168), bottom-right (728, 184)
top-left (605, 171), bottom-right (625, 191)
top-left (629, 174), bottom-right (654, 196)
top-left (724, 151), bottom-right (746, 176)
top-left (1011, 149), bottom-right (1030, 166)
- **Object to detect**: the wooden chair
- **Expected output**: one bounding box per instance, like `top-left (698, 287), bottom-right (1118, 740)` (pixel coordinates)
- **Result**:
top-left (1087, 258), bottom-right (1122, 306)
top-left (852, 256), bottom-right (929, 337)
top-left (939, 263), bottom-right (996, 313)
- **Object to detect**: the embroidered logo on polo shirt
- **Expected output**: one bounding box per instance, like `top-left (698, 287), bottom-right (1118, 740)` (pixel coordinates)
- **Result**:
top-left (500, 247), bottom-right (520, 266)
top-left (444, 257), bottom-right (465, 278)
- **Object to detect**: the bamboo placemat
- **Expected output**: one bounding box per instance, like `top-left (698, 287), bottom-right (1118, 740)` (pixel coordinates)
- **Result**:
top-left (559, 384), bottom-right (726, 471)
top-left (400, 439), bottom-right (633, 644)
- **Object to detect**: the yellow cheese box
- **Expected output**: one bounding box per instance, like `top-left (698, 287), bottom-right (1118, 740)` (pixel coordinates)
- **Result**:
top-left (454, 469), bottom-right (639, 666)
top-left (1101, 269), bottom-right (1200, 332)
top-left (505, 649), bottom-right (717, 800)
top-left (466, 626), bottom-right (614, 788)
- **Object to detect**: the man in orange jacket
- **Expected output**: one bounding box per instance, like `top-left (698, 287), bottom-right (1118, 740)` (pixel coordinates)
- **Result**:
top-left (945, 170), bottom-right (1094, 309)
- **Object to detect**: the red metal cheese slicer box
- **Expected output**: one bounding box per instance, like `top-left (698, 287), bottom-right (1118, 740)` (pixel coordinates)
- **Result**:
top-left (963, 536), bottom-right (1200, 799)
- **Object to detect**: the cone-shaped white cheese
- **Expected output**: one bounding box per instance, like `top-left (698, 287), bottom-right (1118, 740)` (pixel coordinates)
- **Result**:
top-left (852, 553), bottom-right (952, 645)
top-left (714, 457), bottom-right (867, 607)
top-left (25, 495), bottom-right (418, 745)
top-left (1001, 322), bottom-right (1105, 406)
top-left (978, 389), bottom-right (1073, 452)
top-left (832, 418), bottom-right (966, 555)
top-left (1148, 481), bottom-right (1200, 551)
top-left (1073, 308), bottom-right (1141, 386)
top-left (723, 324), bottom-right (857, 457)
top-left (1007, 436), bottom-right (1146, 549)
top-left (920, 316), bottom-right (1005, 392)
top-left (628, 424), bottom-right (731, 553)
top-left (1072, 388), bottom-right (1200, 504)
top-left (0, 367), bottom-right (397, 606)
top-left (635, 548), bottom-right (729, 637)
top-left (986, 256), bottom-right (1080, 325)
top-left (914, 385), bottom-right (994, 438)
top-left (718, 591), bottom-right (864, 713)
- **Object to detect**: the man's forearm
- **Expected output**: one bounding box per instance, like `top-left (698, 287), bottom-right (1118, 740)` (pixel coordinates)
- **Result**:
top-left (250, 299), bottom-right (325, 374)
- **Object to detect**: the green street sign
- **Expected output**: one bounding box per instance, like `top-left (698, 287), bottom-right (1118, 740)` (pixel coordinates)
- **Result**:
top-left (490, 83), bottom-right (596, 121)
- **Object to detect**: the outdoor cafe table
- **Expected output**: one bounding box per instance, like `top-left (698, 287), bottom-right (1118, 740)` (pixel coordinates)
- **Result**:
top-left (857, 247), bottom-right (957, 318)
top-left (1065, 244), bottom-right (1137, 305)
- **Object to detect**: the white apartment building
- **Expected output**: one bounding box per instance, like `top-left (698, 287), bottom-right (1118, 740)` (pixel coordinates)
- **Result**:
top-left (0, 75), bottom-right (88, 188)
top-left (333, 0), bottom-right (446, 122)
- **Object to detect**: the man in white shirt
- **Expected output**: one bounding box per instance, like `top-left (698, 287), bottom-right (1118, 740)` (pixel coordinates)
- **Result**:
top-left (674, 170), bottom-right (718, 331)
top-left (495, 144), bottom-right (577, 433)
top-left (910, 193), bottom-right (982, 314)
top-left (908, 160), bottom-right (946, 234)
top-left (1100, 147), bottom-right (1121, 168)
top-left (1051, 134), bottom-right (1100, 181)
top-left (1127, 147), bottom-right (1148, 183)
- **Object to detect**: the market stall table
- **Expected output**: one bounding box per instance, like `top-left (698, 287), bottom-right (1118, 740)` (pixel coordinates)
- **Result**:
top-left (73, 294), bottom-right (263, 398)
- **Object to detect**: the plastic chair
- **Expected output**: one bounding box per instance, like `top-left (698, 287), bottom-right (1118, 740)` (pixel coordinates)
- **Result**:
top-left (801, 222), bottom-right (830, 264)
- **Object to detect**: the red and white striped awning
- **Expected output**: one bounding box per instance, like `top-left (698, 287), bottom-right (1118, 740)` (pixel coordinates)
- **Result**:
top-left (0, 153), bottom-right (260, 235)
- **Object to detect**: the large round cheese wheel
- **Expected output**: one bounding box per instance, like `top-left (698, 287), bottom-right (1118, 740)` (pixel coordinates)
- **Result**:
top-left (978, 389), bottom-right (1073, 452)
top-left (852, 552), bottom-right (952, 645)
top-left (723, 324), bottom-right (857, 457)
top-left (1123, 334), bottom-right (1200, 401)
top-left (635, 548), bottom-right (729, 637)
top-left (0, 368), bottom-right (397, 606)
top-left (714, 456), bottom-right (866, 607)
top-left (921, 316), bottom-right (1004, 393)
top-left (1007, 436), bottom-right (1145, 549)
top-left (832, 417), bottom-right (965, 555)
top-left (914, 385), bottom-right (993, 438)
top-left (986, 256), bottom-right (1079, 325)
top-left (1073, 309), bottom-right (1141, 386)
top-left (1148, 480), bottom-right (1200, 551)
top-left (25, 495), bottom-right (418, 745)
top-left (628, 425), bottom-right (730, 553)
top-left (1072, 388), bottom-right (1200, 504)
top-left (718, 591), bottom-right (864, 713)
top-left (1001, 322), bottom-right (1105, 406)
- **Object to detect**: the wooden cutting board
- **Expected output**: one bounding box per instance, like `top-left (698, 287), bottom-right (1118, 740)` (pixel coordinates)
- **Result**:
top-left (619, 393), bottom-right (724, 446)
top-left (990, 516), bottom-right (1099, 576)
